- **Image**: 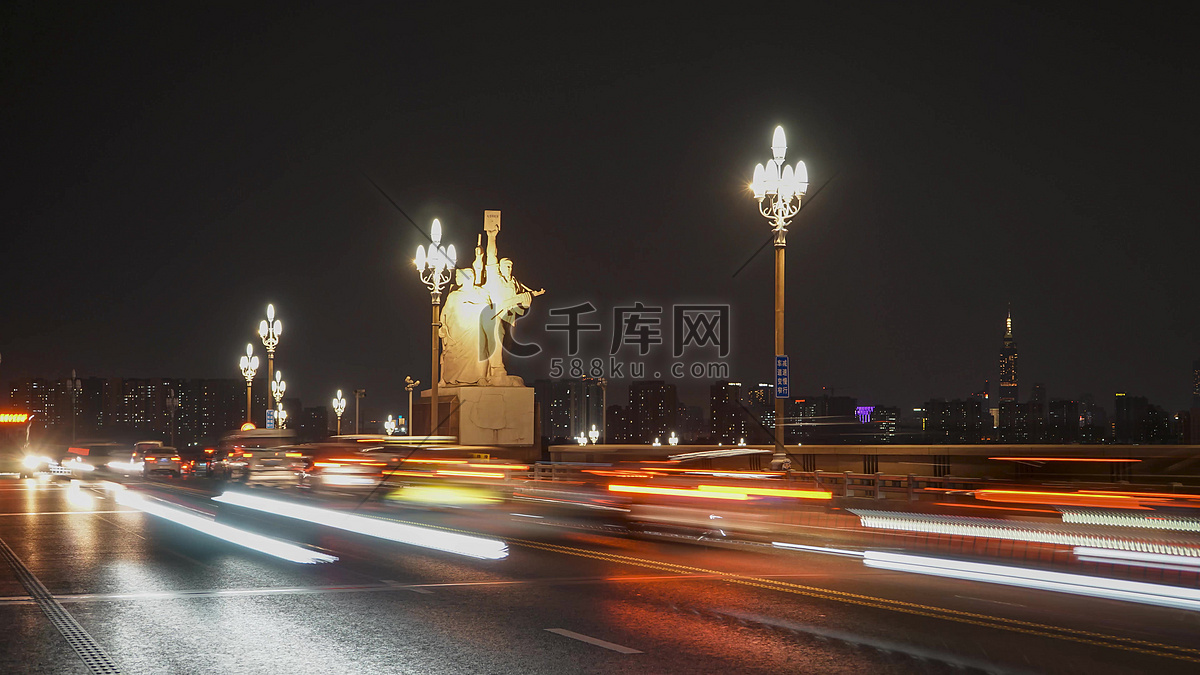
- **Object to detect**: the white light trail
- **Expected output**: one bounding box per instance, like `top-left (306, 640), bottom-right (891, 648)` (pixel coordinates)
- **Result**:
top-left (117, 491), bottom-right (337, 565)
top-left (212, 491), bottom-right (508, 560)
top-left (850, 509), bottom-right (1200, 557)
top-left (1074, 546), bottom-right (1200, 572)
top-left (772, 542), bottom-right (864, 557)
top-left (864, 550), bottom-right (1200, 612)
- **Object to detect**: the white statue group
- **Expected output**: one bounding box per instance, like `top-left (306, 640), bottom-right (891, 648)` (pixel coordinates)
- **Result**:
top-left (439, 212), bottom-right (545, 388)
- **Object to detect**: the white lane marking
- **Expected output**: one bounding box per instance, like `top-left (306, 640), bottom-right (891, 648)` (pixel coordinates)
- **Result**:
top-left (545, 628), bottom-right (642, 654)
top-left (953, 595), bottom-right (1027, 608)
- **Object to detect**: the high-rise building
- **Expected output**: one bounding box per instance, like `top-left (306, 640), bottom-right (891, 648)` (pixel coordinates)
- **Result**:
top-left (998, 309), bottom-right (1018, 402)
top-left (924, 398), bottom-right (990, 443)
top-left (534, 378), bottom-right (607, 442)
top-left (677, 404), bottom-right (705, 443)
top-left (1048, 399), bottom-right (1081, 443)
top-left (627, 380), bottom-right (677, 444)
top-left (1029, 383), bottom-right (1047, 442)
top-left (709, 382), bottom-right (748, 444)
top-left (300, 406), bottom-right (329, 441)
top-left (605, 404), bottom-right (630, 443)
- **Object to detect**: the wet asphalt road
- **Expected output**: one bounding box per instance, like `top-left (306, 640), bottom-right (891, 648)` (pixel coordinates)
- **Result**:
top-left (2, 475), bottom-right (1200, 674)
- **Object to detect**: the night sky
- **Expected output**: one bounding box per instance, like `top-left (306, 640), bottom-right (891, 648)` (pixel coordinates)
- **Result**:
top-left (2, 4), bottom-right (1197, 418)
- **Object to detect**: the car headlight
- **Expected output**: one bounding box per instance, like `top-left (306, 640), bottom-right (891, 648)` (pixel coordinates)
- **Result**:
top-left (22, 456), bottom-right (39, 469)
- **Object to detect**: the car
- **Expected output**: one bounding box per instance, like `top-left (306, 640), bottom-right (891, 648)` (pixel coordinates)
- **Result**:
top-left (142, 447), bottom-right (184, 478)
top-left (209, 428), bottom-right (302, 483)
top-left (296, 439), bottom-right (406, 496)
top-left (63, 443), bottom-right (128, 477)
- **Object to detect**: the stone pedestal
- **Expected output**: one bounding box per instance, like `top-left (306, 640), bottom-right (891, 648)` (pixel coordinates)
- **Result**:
top-left (421, 386), bottom-right (535, 446)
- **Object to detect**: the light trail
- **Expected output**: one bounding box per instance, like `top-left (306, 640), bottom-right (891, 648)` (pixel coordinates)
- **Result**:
top-left (116, 490), bottom-right (337, 564)
top-left (699, 485), bottom-right (831, 500)
top-left (850, 508), bottom-right (1200, 557)
top-left (1073, 546), bottom-right (1200, 572)
top-left (212, 491), bottom-right (508, 560)
top-left (864, 550), bottom-right (1200, 613)
top-left (607, 484), bottom-right (750, 500)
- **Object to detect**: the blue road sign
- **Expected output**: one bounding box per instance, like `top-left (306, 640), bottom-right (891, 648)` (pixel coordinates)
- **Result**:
top-left (775, 355), bottom-right (789, 399)
top-left (265, 409), bottom-right (276, 429)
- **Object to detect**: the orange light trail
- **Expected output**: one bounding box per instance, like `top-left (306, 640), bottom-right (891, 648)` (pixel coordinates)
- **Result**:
top-left (583, 470), bottom-right (655, 478)
top-left (1078, 490), bottom-right (1200, 500)
top-left (436, 470), bottom-right (505, 479)
top-left (403, 459), bottom-right (469, 465)
top-left (974, 489), bottom-right (1160, 509)
top-left (607, 484), bottom-right (750, 500)
top-left (467, 463), bottom-right (529, 470)
top-left (635, 467), bottom-right (785, 475)
top-left (988, 457), bottom-right (1140, 463)
top-left (698, 485), bottom-right (831, 499)
top-left (934, 502), bottom-right (1059, 514)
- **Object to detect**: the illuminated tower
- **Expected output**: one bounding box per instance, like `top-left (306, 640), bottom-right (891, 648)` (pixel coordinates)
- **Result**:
top-left (998, 309), bottom-right (1018, 403)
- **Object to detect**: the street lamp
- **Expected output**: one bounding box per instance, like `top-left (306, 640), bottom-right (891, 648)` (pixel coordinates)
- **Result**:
top-left (668, 431), bottom-right (679, 446)
top-left (384, 415), bottom-right (397, 436)
top-left (271, 371), bottom-right (286, 429)
top-left (575, 434), bottom-right (588, 446)
top-left (414, 218), bottom-right (456, 437)
top-left (750, 125), bottom-right (808, 470)
top-left (652, 437), bottom-right (661, 447)
top-left (258, 303), bottom-right (282, 392)
top-left (588, 424), bottom-right (599, 445)
top-left (277, 408), bottom-right (288, 429)
top-left (332, 390), bottom-right (346, 435)
top-left (404, 376), bottom-right (420, 437)
top-left (238, 344), bottom-right (259, 424)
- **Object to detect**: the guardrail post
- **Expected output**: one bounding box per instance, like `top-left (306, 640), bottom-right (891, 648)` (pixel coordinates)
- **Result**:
top-left (907, 474), bottom-right (916, 501)
top-left (813, 470), bottom-right (822, 489)
top-left (843, 471), bottom-right (853, 498)
top-left (874, 472), bottom-right (885, 500)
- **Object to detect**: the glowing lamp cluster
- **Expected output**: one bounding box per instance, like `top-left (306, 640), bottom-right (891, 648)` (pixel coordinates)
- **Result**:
top-left (331, 386), bottom-right (345, 417)
top-left (238, 344), bottom-right (259, 382)
top-left (271, 371), bottom-right (286, 406)
top-left (258, 304), bottom-right (282, 353)
top-left (415, 218), bottom-right (457, 305)
top-left (751, 127), bottom-right (809, 206)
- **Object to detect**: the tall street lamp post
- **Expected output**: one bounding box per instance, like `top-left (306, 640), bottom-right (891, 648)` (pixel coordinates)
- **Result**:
top-left (750, 126), bottom-right (808, 470)
top-left (353, 389), bottom-right (366, 434)
top-left (238, 344), bottom-right (259, 424)
top-left (404, 376), bottom-right (419, 437)
top-left (258, 304), bottom-right (282, 421)
top-left (414, 219), bottom-right (456, 437)
top-left (332, 390), bottom-right (346, 435)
